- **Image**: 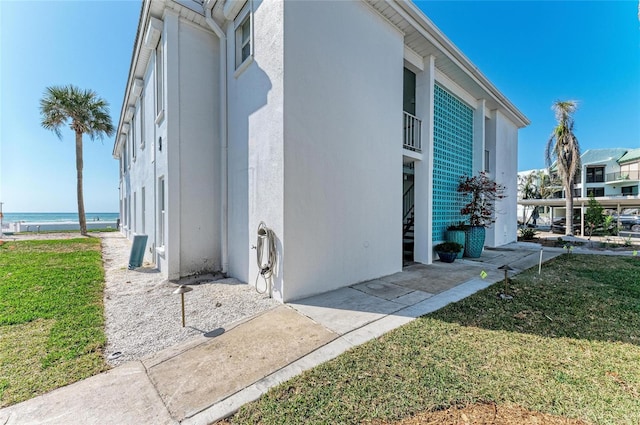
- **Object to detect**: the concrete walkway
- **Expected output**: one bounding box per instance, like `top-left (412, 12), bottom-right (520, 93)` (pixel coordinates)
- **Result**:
top-left (0, 244), bottom-right (570, 424)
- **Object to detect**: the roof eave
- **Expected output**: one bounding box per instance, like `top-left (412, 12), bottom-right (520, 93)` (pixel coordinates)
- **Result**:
top-left (113, 0), bottom-right (149, 159)
top-left (394, 0), bottom-right (530, 128)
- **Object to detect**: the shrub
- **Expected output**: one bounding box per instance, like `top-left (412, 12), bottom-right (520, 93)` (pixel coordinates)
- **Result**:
top-left (519, 227), bottom-right (538, 240)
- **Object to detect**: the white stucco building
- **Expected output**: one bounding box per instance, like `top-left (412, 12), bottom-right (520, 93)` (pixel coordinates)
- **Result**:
top-left (518, 148), bottom-right (640, 232)
top-left (113, 0), bottom-right (529, 302)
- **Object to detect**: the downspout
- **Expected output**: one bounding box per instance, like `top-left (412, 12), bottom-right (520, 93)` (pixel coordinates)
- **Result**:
top-left (204, 0), bottom-right (229, 274)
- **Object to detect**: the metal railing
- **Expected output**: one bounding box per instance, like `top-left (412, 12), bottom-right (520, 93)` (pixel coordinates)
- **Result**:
top-left (403, 111), bottom-right (421, 153)
top-left (606, 170), bottom-right (640, 182)
top-left (403, 183), bottom-right (414, 222)
top-left (403, 183), bottom-right (415, 239)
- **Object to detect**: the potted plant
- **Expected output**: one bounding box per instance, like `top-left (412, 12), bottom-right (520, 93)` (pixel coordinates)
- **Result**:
top-left (457, 172), bottom-right (506, 258)
top-left (446, 221), bottom-right (469, 259)
top-left (434, 241), bottom-right (463, 263)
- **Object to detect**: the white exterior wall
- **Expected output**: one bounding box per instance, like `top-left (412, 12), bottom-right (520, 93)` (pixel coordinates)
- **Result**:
top-left (580, 157), bottom-right (623, 197)
top-left (412, 55), bottom-right (435, 265)
top-left (119, 51), bottom-right (161, 267)
top-left (141, 64), bottom-right (156, 259)
top-left (176, 18), bottom-right (221, 275)
top-left (282, 0), bottom-right (404, 301)
top-left (142, 11), bottom-right (221, 279)
top-left (115, 0), bottom-right (528, 298)
top-left (488, 110), bottom-right (519, 246)
top-left (227, 0), bottom-right (285, 295)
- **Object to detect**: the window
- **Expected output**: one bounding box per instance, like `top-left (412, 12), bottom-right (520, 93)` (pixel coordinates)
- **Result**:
top-left (622, 185), bottom-right (638, 196)
top-left (403, 68), bottom-right (416, 115)
top-left (156, 38), bottom-right (164, 116)
top-left (123, 197), bottom-right (128, 229)
top-left (126, 194), bottom-right (131, 231)
top-left (484, 150), bottom-right (490, 172)
top-left (141, 187), bottom-right (146, 234)
top-left (235, 6), bottom-right (252, 69)
top-left (586, 187), bottom-right (604, 197)
top-left (133, 191), bottom-right (137, 232)
top-left (158, 177), bottom-right (165, 247)
top-left (131, 114), bottom-right (136, 162)
top-left (140, 92), bottom-right (145, 149)
top-left (123, 141), bottom-right (128, 170)
top-left (586, 166), bottom-right (604, 183)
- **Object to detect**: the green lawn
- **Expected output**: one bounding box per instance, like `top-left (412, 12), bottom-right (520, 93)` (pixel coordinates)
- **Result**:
top-left (0, 238), bottom-right (108, 407)
top-left (230, 255), bottom-right (640, 425)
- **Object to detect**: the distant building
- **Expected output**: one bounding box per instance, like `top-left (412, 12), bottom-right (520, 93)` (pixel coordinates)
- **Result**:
top-left (518, 148), bottom-right (640, 232)
top-left (114, 0), bottom-right (529, 302)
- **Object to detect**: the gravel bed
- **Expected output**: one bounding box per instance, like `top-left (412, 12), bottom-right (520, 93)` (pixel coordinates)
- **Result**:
top-left (98, 232), bottom-right (279, 366)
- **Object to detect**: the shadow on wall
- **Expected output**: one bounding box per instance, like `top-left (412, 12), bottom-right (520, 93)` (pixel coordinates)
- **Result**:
top-left (227, 42), bottom-right (274, 288)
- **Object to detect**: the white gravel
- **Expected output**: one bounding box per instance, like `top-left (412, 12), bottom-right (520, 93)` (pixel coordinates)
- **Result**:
top-left (98, 232), bottom-right (280, 366)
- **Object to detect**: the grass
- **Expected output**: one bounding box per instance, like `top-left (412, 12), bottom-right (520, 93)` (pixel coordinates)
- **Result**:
top-left (230, 255), bottom-right (640, 425)
top-left (12, 228), bottom-right (118, 235)
top-left (0, 238), bottom-right (108, 407)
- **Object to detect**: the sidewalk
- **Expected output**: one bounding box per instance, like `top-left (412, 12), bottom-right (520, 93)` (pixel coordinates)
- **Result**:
top-left (0, 244), bottom-right (566, 425)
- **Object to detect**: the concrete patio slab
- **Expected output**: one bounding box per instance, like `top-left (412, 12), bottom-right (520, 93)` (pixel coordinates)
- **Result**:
top-left (385, 261), bottom-right (494, 294)
top-left (289, 287), bottom-right (405, 335)
top-left (393, 289), bottom-right (433, 305)
top-left (146, 305), bottom-right (336, 421)
top-left (0, 362), bottom-right (174, 425)
top-left (351, 279), bottom-right (414, 300)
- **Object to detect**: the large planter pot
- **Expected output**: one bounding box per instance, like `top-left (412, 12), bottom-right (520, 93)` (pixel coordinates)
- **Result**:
top-left (446, 230), bottom-right (466, 259)
top-left (465, 226), bottom-right (485, 258)
top-left (436, 251), bottom-right (457, 263)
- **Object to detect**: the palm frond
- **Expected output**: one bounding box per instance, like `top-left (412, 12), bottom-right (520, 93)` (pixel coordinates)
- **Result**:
top-left (40, 84), bottom-right (114, 141)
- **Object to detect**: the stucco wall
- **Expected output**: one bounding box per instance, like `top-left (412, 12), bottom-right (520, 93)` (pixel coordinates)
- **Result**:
top-left (488, 110), bottom-right (519, 246)
top-left (282, 0), bottom-right (404, 301)
top-left (120, 32), bottom-right (166, 268)
top-left (177, 18), bottom-right (221, 275)
top-left (227, 0), bottom-right (284, 292)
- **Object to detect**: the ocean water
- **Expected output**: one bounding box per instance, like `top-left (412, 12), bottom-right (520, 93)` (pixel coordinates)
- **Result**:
top-left (1, 212), bottom-right (119, 224)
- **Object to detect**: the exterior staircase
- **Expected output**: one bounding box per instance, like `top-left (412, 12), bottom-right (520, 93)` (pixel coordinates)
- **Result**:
top-left (403, 183), bottom-right (414, 262)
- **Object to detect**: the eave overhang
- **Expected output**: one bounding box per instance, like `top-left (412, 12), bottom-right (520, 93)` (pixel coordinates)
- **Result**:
top-left (367, 0), bottom-right (529, 128)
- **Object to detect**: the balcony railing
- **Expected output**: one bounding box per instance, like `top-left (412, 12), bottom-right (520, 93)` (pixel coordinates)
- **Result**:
top-left (606, 170), bottom-right (640, 182)
top-left (403, 111), bottom-right (421, 153)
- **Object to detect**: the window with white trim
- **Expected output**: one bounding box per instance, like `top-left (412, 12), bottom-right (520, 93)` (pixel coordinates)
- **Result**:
top-left (156, 37), bottom-right (164, 117)
top-left (141, 186), bottom-right (146, 234)
top-left (158, 177), bottom-right (165, 247)
top-left (123, 141), bottom-right (128, 171)
top-left (131, 114), bottom-right (136, 162)
top-left (140, 92), bottom-right (145, 149)
top-left (133, 191), bottom-right (137, 232)
top-left (235, 5), bottom-right (252, 69)
top-left (484, 149), bottom-right (490, 172)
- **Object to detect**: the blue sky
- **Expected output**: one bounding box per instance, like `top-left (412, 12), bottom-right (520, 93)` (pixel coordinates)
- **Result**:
top-left (0, 1), bottom-right (638, 213)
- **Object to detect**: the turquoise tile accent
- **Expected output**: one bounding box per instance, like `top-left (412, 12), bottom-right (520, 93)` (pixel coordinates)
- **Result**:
top-left (432, 84), bottom-right (474, 242)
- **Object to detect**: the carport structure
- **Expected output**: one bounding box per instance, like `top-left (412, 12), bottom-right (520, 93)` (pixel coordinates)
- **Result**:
top-left (519, 196), bottom-right (640, 235)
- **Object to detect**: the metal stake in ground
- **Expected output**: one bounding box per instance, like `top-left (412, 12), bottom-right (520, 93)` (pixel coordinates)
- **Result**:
top-left (173, 285), bottom-right (193, 327)
top-left (497, 264), bottom-right (514, 299)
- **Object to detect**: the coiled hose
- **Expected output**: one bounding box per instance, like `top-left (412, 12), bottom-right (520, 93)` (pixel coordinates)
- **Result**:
top-left (255, 222), bottom-right (276, 296)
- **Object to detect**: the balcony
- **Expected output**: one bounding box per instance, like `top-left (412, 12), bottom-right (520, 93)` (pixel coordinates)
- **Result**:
top-left (403, 111), bottom-right (421, 153)
top-left (605, 170), bottom-right (640, 184)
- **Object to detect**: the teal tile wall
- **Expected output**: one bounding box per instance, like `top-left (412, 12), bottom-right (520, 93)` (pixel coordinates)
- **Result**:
top-left (432, 84), bottom-right (474, 241)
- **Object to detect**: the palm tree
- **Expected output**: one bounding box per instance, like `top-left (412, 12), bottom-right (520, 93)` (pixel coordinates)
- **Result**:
top-left (545, 100), bottom-right (581, 236)
top-left (518, 171), bottom-right (542, 225)
top-left (40, 85), bottom-right (114, 235)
